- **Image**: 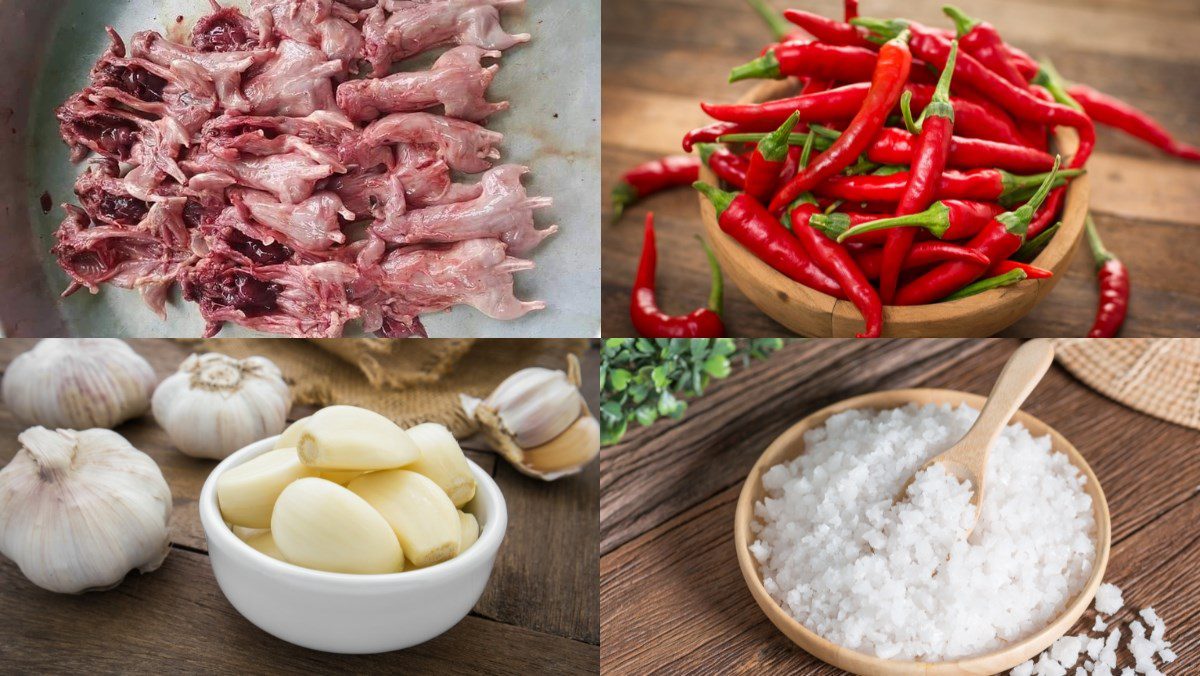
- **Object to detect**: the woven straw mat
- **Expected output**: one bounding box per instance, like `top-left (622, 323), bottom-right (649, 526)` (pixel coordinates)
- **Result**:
top-left (1055, 338), bottom-right (1200, 431)
top-left (187, 339), bottom-right (588, 438)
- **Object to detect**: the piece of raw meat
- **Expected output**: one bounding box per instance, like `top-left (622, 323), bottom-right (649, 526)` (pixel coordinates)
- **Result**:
top-left (244, 39), bottom-right (346, 117)
top-left (182, 146), bottom-right (336, 204)
top-left (192, 1), bottom-right (260, 52)
top-left (229, 188), bottom-right (352, 251)
top-left (360, 0), bottom-right (528, 77)
top-left (337, 45), bottom-right (507, 123)
top-left (346, 111), bottom-right (502, 173)
top-left (131, 30), bottom-right (271, 112)
top-left (252, 0), bottom-right (364, 67)
top-left (372, 164), bottom-right (553, 253)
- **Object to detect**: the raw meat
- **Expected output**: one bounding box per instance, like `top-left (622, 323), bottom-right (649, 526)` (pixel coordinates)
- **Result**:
top-left (337, 45), bottom-right (507, 122)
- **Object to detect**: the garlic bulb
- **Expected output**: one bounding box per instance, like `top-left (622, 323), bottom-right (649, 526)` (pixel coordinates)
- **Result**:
top-left (0, 427), bottom-right (172, 593)
top-left (152, 353), bottom-right (291, 460)
top-left (2, 339), bottom-right (156, 429)
top-left (461, 355), bottom-right (600, 481)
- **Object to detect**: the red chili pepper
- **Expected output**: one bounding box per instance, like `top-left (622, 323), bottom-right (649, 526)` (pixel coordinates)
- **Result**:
top-left (806, 211), bottom-right (893, 244)
top-left (843, 0), bottom-right (859, 21)
top-left (729, 42), bottom-right (882, 83)
top-left (745, 112), bottom-right (801, 203)
top-left (683, 122), bottom-right (743, 152)
top-left (942, 5), bottom-right (1025, 87)
top-left (986, 259), bottom-right (1053, 279)
top-left (854, 241), bottom-right (991, 278)
top-left (942, 268), bottom-right (1027, 301)
top-left (893, 156), bottom-right (1061, 305)
top-left (782, 9), bottom-right (873, 48)
top-left (769, 31), bottom-right (913, 214)
top-left (789, 199), bottom-right (882, 337)
top-left (1025, 186), bottom-right (1065, 240)
top-left (813, 167), bottom-right (1081, 204)
top-left (611, 156), bottom-right (701, 224)
top-left (799, 78), bottom-right (832, 95)
top-left (1084, 216), bottom-right (1129, 337)
top-left (694, 181), bottom-right (845, 299)
top-left (880, 41), bottom-right (959, 303)
top-left (829, 199), bottom-right (1004, 242)
top-left (631, 212), bottom-right (726, 338)
top-left (703, 82), bottom-right (1022, 145)
top-left (1066, 84), bottom-right (1200, 162)
top-left (854, 19), bottom-right (1095, 169)
top-left (695, 143), bottom-right (749, 189)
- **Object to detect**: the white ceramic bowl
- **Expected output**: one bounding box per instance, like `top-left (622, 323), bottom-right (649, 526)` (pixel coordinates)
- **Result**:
top-left (198, 436), bottom-right (508, 654)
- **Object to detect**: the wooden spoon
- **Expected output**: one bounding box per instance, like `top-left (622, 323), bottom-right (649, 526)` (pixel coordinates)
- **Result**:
top-left (896, 339), bottom-right (1056, 534)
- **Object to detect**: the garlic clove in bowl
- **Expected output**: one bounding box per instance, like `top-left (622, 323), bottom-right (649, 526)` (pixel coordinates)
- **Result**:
top-left (0, 427), bottom-right (172, 593)
top-left (1, 339), bottom-right (156, 430)
top-left (152, 353), bottom-right (292, 460)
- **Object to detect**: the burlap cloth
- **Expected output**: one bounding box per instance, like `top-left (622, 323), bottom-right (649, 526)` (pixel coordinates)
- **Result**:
top-left (1055, 338), bottom-right (1200, 431)
top-left (185, 339), bottom-right (588, 438)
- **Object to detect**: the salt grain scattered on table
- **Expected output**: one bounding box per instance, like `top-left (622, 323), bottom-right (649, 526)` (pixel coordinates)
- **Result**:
top-left (1094, 583), bottom-right (1125, 615)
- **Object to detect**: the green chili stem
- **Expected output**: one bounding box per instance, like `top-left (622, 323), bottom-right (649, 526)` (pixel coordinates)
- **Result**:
top-left (1084, 215), bottom-right (1115, 266)
top-left (943, 269), bottom-right (1027, 301)
top-left (696, 234), bottom-right (725, 315)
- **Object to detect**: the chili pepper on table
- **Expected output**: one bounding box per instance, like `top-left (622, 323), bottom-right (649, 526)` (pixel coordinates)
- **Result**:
top-left (892, 156), bottom-right (1061, 305)
top-left (830, 199), bottom-right (1005, 242)
top-left (789, 197), bottom-right (882, 337)
top-left (1013, 221), bottom-right (1060, 262)
top-left (769, 30), bottom-right (913, 214)
top-left (695, 143), bottom-right (749, 189)
top-left (942, 269), bottom-right (1027, 301)
top-left (630, 212), bottom-right (726, 338)
top-left (853, 19), bottom-right (1095, 169)
top-left (942, 5), bottom-right (1026, 87)
top-left (986, 259), bottom-right (1052, 280)
top-left (853, 241), bottom-right (991, 279)
top-left (1084, 215), bottom-right (1129, 337)
top-left (694, 181), bottom-right (845, 299)
top-left (879, 41), bottom-right (959, 303)
top-left (683, 121), bottom-right (743, 152)
top-left (729, 42), bottom-right (882, 84)
top-left (782, 9), bottom-right (873, 48)
top-left (1066, 84), bottom-right (1200, 162)
top-left (611, 156), bottom-right (701, 224)
top-left (745, 112), bottom-right (801, 203)
top-left (813, 166), bottom-right (1080, 205)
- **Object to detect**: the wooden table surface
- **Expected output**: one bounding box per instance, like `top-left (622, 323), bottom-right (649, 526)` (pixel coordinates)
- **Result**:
top-left (600, 339), bottom-right (1200, 673)
top-left (0, 340), bottom-right (600, 675)
top-left (602, 0), bottom-right (1200, 337)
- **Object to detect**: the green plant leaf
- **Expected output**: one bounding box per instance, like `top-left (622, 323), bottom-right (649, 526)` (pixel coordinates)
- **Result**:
top-left (703, 354), bottom-right (732, 378)
top-left (609, 368), bottom-right (633, 391)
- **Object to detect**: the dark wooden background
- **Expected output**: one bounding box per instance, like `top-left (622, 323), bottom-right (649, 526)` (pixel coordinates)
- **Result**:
top-left (0, 340), bottom-right (599, 675)
top-left (600, 339), bottom-right (1200, 673)
top-left (602, 0), bottom-right (1200, 337)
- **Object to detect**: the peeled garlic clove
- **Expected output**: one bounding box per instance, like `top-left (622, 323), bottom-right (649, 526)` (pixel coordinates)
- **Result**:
top-left (297, 405), bottom-right (419, 471)
top-left (459, 511), bottom-right (480, 552)
top-left (271, 478), bottom-right (403, 574)
top-left (217, 448), bottom-right (316, 529)
top-left (517, 415), bottom-right (601, 481)
top-left (0, 427), bottom-right (172, 594)
top-left (2, 339), bottom-right (156, 429)
top-left (241, 530), bottom-right (285, 562)
top-left (348, 470), bottom-right (460, 568)
top-left (319, 469), bottom-right (365, 485)
top-left (462, 355), bottom-right (586, 450)
top-left (275, 416), bottom-right (310, 450)
top-left (405, 423), bottom-right (476, 508)
top-left (152, 353), bottom-right (291, 460)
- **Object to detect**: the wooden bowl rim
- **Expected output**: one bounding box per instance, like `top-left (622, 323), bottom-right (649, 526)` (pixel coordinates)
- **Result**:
top-left (699, 79), bottom-right (1091, 337)
top-left (733, 388), bottom-right (1111, 676)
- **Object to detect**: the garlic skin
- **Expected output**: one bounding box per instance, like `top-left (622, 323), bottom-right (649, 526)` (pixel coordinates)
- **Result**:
top-left (2, 339), bottom-right (156, 429)
top-left (460, 355), bottom-right (585, 449)
top-left (0, 427), bottom-right (172, 594)
top-left (153, 353), bottom-right (291, 460)
top-left (463, 355), bottom-right (599, 481)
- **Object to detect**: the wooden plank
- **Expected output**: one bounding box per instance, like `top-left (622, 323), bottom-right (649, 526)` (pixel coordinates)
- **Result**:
top-left (600, 339), bottom-right (1200, 674)
top-left (0, 547), bottom-right (599, 675)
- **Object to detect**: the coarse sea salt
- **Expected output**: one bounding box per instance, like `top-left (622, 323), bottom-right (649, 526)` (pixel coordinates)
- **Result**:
top-left (1095, 583), bottom-right (1125, 615)
top-left (751, 403), bottom-right (1096, 662)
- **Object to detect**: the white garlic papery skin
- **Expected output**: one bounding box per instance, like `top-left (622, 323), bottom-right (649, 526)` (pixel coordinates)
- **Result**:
top-left (2, 339), bottom-right (156, 430)
top-left (0, 427), bottom-right (172, 594)
top-left (152, 353), bottom-right (291, 460)
top-left (460, 355), bottom-right (586, 449)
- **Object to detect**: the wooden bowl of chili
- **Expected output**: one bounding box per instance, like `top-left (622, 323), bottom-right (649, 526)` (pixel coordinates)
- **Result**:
top-left (699, 79), bottom-right (1090, 337)
top-left (733, 388), bottom-right (1111, 675)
